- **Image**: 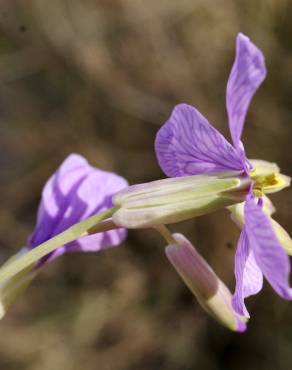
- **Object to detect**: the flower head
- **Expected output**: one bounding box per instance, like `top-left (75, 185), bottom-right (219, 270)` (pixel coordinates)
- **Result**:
top-left (155, 33), bottom-right (292, 318)
top-left (29, 153), bottom-right (128, 264)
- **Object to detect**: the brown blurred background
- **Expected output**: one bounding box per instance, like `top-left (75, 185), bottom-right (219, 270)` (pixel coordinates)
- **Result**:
top-left (0, 1), bottom-right (291, 369)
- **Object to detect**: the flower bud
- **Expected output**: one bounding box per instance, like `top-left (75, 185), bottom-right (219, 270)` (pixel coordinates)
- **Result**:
top-left (165, 233), bottom-right (247, 332)
top-left (113, 172), bottom-right (251, 228)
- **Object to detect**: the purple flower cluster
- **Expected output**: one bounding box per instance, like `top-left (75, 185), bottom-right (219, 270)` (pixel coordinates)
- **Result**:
top-left (1, 33), bottom-right (290, 332)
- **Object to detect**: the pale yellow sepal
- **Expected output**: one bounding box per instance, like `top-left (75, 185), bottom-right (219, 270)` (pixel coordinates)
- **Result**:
top-left (270, 219), bottom-right (292, 255)
top-left (249, 159), bottom-right (280, 175)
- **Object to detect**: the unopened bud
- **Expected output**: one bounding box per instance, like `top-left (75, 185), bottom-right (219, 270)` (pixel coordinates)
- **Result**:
top-left (165, 234), bottom-right (247, 332)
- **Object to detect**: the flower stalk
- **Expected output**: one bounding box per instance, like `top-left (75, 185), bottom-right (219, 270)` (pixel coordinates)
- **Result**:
top-left (0, 207), bottom-right (117, 286)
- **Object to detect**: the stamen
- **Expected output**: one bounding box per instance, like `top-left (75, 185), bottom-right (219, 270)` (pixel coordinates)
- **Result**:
top-left (250, 171), bottom-right (290, 194)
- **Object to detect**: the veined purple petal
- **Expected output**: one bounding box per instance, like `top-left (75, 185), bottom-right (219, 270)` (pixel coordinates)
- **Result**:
top-left (243, 252), bottom-right (263, 298)
top-left (244, 196), bottom-right (292, 300)
top-left (40, 228), bottom-right (128, 265)
top-left (155, 104), bottom-right (244, 177)
top-left (28, 154), bottom-right (128, 263)
top-left (226, 33), bottom-right (266, 148)
top-left (232, 228), bottom-right (263, 317)
top-left (29, 154), bottom-right (90, 245)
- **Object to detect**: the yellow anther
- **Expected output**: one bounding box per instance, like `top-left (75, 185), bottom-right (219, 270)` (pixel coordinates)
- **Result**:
top-left (252, 188), bottom-right (263, 197)
top-left (251, 172), bottom-right (290, 194)
top-left (249, 159), bottom-right (290, 195)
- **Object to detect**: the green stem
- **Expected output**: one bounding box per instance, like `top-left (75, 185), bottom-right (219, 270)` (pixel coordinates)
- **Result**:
top-left (154, 224), bottom-right (176, 244)
top-left (87, 218), bottom-right (118, 234)
top-left (0, 207), bottom-right (117, 285)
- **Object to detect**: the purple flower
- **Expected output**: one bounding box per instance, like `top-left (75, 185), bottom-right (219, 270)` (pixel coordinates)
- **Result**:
top-left (155, 33), bottom-right (292, 318)
top-left (0, 153), bottom-right (128, 318)
top-left (28, 153), bottom-right (128, 265)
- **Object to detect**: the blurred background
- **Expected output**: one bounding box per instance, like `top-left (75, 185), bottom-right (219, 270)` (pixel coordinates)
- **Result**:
top-left (0, 1), bottom-right (291, 369)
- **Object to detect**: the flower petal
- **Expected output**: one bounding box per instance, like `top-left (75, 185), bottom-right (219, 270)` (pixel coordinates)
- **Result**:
top-left (229, 195), bottom-right (275, 229)
top-left (41, 228), bottom-right (127, 264)
top-left (243, 251), bottom-right (263, 298)
top-left (155, 104), bottom-right (244, 177)
top-left (226, 33), bottom-right (266, 148)
top-left (70, 228), bottom-right (127, 252)
top-left (29, 154), bottom-right (91, 246)
top-left (229, 197), bottom-right (292, 256)
top-left (232, 229), bottom-right (263, 318)
top-left (244, 196), bottom-right (292, 300)
top-left (28, 154), bottom-right (128, 262)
